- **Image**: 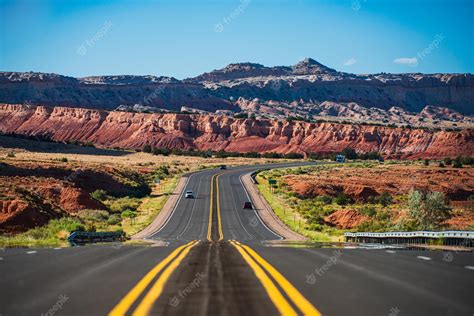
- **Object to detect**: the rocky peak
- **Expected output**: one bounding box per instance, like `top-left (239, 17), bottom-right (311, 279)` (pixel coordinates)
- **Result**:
top-left (292, 58), bottom-right (337, 75)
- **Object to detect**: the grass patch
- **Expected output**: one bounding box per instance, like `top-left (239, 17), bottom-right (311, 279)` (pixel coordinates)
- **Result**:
top-left (121, 175), bottom-right (180, 236)
top-left (256, 175), bottom-right (338, 242)
top-left (0, 217), bottom-right (84, 247)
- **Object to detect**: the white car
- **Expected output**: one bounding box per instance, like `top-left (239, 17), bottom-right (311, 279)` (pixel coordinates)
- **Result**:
top-left (185, 190), bottom-right (195, 199)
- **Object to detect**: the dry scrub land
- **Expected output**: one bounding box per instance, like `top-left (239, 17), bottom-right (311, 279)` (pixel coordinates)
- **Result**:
top-left (257, 162), bottom-right (474, 241)
top-left (0, 137), bottom-right (278, 246)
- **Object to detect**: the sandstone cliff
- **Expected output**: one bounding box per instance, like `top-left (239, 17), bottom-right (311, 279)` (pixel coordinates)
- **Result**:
top-left (0, 104), bottom-right (472, 159)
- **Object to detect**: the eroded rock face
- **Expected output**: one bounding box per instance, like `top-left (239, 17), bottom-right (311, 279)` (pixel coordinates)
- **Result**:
top-left (324, 209), bottom-right (369, 229)
top-left (1, 104), bottom-right (472, 159)
top-left (1, 58), bottom-right (473, 115)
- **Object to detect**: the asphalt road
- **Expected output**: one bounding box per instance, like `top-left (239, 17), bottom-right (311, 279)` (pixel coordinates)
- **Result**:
top-left (0, 163), bottom-right (473, 316)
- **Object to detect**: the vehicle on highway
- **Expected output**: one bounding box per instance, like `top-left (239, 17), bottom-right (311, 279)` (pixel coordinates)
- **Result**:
top-left (184, 190), bottom-right (195, 198)
top-left (336, 154), bottom-right (346, 163)
top-left (243, 201), bottom-right (253, 209)
top-left (220, 165), bottom-right (227, 170)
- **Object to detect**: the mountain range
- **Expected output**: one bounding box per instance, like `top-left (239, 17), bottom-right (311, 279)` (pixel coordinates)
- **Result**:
top-left (1, 58), bottom-right (473, 128)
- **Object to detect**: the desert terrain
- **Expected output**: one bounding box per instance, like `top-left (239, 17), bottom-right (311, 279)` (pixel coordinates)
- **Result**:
top-left (256, 162), bottom-right (474, 241)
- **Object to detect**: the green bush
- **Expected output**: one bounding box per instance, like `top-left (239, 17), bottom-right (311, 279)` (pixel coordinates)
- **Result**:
top-left (407, 190), bottom-right (451, 230)
top-left (107, 214), bottom-right (122, 225)
top-left (24, 217), bottom-right (84, 240)
top-left (77, 209), bottom-right (109, 222)
top-left (334, 193), bottom-right (351, 205)
top-left (453, 155), bottom-right (463, 168)
top-left (109, 197), bottom-right (141, 213)
top-left (315, 195), bottom-right (333, 205)
top-left (91, 189), bottom-right (107, 201)
top-left (359, 205), bottom-right (377, 217)
top-left (143, 144), bottom-right (152, 153)
top-left (121, 210), bottom-right (137, 219)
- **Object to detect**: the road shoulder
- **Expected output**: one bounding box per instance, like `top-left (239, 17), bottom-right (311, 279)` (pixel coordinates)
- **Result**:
top-left (241, 172), bottom-right (306, 241)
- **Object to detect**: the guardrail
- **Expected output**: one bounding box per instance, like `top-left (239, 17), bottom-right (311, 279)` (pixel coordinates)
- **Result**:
top-left (68, 230), bottom-right (125, 246)
top-left (344, 231), bottom-right (474, 247)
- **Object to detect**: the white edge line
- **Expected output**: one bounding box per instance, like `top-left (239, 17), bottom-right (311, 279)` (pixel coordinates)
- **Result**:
top-left (239, 172), bottom-right (284, 241)
top-left (416, 256), bottom-right (432, 261)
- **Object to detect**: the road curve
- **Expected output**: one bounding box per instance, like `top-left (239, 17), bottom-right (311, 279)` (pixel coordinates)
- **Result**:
top-left (0, 162), bottom-right (473, 316)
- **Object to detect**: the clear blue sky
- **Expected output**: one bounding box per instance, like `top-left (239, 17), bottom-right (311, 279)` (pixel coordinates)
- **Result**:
top-left (1, 0), bottom-right (472, 78)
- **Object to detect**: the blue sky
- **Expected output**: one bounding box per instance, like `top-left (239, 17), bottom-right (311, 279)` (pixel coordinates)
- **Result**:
top-left (0, 0), bottom-right (473, 78)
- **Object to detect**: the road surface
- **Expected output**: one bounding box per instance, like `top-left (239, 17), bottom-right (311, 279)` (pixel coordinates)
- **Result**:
top-left (1, 164), bottom-right (473, 315)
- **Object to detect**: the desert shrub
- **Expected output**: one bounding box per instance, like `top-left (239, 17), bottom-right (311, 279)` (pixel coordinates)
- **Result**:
top-left (315, 195), bottom-right (333, 205)
top-left (153, 165), bottom-right (170, 180)
top-left (376, 192), bottom-right (393, 206)
top-left (341, 147), bottom-right (357, 160)
top-left (461, 156), bottom-right (473, 166)
top-left (107, 214), bottom-right (122, 225)
top-left (6, 151), bottom-right (15, 158)
top-left (59, 157), bottom-right (68, 162)
top-left (143, 144), bottom-right (152, 153)
top-left (438, 162), bottom-right (445, 168)
top-left (334, 193), bottom-right (352, 205)
top-left (453, 155), bottom-right (463, 168)
top-left (84, 222), bottom-right (96, 232)
top-left (25, 217), bottom-right (84, 240)
top-left (77, 209), bottom-right (109, 222)
top-left (444, 157), bottom-right (452, 165)
top-left (407, 190), bottom-right (451, 230)
top-left (121, 210), bottom-right (137, 220)
top-left (283, 153), bottom-right (304, 159)
top-left (91, 189), bottom-right (108, 201)
top-left (152, 147), bottom-right (171, 156)
top-left (359, 205), bottom-right (377, 217)
top-left (262, 152), bottom-right (283, 159)
top-left (424, 159), bottom-right (429, 166)
top-left (109, 197), bottom-right (141, 213)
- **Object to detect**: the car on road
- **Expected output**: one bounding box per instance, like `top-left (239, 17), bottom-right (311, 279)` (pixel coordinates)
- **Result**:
top-left (243, 201), bottom-right (253, 209)
top-left (220, 165), bottom-right (227, 170)
top-left (185, 190), bottom-right (195, 199)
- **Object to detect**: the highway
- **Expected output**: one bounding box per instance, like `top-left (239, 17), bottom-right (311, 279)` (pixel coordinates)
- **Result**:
top-left (0, 164), bottom-right (473, 315)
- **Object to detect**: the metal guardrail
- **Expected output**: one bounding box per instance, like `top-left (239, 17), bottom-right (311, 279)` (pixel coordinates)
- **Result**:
top-left (68, 230), bottom-right (125, 246)
top-left (344, 231), bottom-right (474, 239)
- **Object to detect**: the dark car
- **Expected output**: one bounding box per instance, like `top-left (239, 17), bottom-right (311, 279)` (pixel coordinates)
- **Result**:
top-left (220, 165), bottom-right (227, 170)
top-left (243, 201), bottom-right (253, 209)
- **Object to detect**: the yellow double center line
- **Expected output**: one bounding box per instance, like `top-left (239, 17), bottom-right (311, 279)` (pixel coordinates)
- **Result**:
top-left (207, 173), bottom-right (224, 241)
top-left (230, 240), bottom-right (321, 316)
top-left (108, 240), bottom-right (198, 316)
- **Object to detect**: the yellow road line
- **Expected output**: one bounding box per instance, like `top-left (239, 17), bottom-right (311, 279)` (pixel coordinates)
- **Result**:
top-left (234, 241), bottom-right (321, 316)
top-left (132, 240), bottom-right (199, 316)
top-left (207, 174), bottom-right (216, 241)
top-left (108, 240), bottom-right (197, 316)
top-left (216, 173), bottom-right (224, 241)
top-left (230, 240), bottom-right (297, 316)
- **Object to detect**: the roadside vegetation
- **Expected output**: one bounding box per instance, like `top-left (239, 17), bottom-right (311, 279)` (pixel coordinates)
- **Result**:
top-left (0, 138), bottom-right (288, 247)
top-left (256, 160), bottom-right (472, 241)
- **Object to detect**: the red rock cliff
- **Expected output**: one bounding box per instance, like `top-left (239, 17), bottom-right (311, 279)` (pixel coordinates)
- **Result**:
top-left (0, 104), bottom-right (472, 159)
